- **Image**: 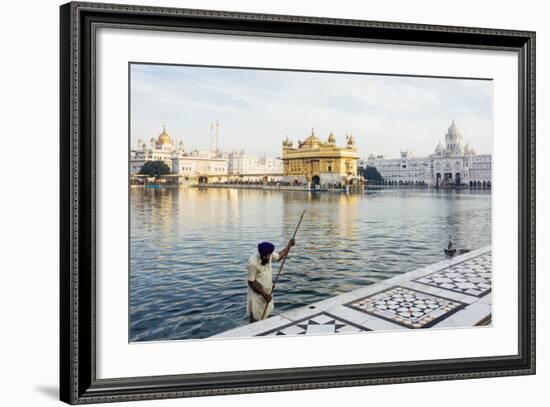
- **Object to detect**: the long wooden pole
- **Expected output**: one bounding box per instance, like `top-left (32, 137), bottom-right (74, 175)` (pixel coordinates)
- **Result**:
top-left (261, 210), bottom-right (306, 320)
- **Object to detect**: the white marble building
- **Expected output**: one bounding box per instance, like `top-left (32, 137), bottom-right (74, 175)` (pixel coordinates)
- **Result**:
top-left (130, 127), bottom-right (282, 183)
top-left (130, 126), bottom-right (179, 174)
top-left (130, 127), bottom-right (228, 181)
top-left (172, 149), bottom-right (228, 182)
top-left (226, 150), bottom-right (283, 176)
top-left (366, 121), bottom-right (492, 187)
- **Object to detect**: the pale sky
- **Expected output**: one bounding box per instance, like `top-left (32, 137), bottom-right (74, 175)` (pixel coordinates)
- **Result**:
top-left (130, 63), bottom-right (493, 158)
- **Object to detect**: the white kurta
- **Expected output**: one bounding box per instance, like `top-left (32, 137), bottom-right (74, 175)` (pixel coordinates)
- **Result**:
top-left (246, 251), bottom-right (280, 320)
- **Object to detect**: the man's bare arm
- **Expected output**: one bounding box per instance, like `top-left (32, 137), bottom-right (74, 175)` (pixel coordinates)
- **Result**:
top-left (277, 238), bottom-right (296, 261)
top-left (248, 280), bottom-right (272, 302)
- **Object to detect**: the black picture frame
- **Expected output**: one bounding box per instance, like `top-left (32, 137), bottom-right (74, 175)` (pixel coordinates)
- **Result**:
top-left (60, 1), bottom-right (536, 404)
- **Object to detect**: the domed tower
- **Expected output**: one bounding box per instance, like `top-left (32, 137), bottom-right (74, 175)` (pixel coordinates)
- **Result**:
top-left (299, 128), bottom-right (322, 148)
top-left (327, 131), bottom-right (336, 144)
top-left (435, 140), bottom-right (444, 155)
top-left (282, 135), bottom-right (293, 150)
top-left (156, 125), bottom-right (172, 146)
top-left (464, 142), bottom-right (475, 155)
top-left (346, 133), bottom-right (356, 148)
top-left (445, 120), bottom-right (463, 154)
top-left (456, 138), bottom-right (464, 154)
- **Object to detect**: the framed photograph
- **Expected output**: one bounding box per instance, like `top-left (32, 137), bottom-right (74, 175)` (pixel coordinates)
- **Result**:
top-left (60, 1), bottom-right (535, 404)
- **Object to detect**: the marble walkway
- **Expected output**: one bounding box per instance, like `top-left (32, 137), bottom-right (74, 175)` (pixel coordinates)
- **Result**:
top-left (213, 246), bottom-right (492, 338)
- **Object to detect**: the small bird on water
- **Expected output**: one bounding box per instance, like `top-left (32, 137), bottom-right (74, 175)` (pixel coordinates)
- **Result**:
top-left (444, 237), bottom-right (471, 257)
top-left (444, 238), bottom-right (457, 257)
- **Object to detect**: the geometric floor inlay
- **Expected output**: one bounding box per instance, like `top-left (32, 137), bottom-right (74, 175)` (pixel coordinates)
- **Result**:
top-left (257, 312), bottom-right (369, 336)
top-left (414, 253), bottom-right (492, 298)
top-left (344, 286), bottom-right (467, 329)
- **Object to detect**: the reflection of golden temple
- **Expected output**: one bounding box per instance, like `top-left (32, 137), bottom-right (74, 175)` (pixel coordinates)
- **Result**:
top-left (337, 194), bottom-right (359, 239)
top-left (280, 190), bottom-right (359, 254)
top-left (282, 129), bottom-right (359, 185)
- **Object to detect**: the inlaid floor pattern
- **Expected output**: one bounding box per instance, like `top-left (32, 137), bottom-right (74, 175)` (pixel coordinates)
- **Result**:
top-left (257, 312), bottom-right (368, 336)
top-left (414, 252), bottom-right (492, 297)
top-left (345, 286), bottom-right (467, 328)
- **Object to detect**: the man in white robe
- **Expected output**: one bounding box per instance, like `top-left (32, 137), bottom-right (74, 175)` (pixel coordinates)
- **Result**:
top-left (247, 240), bottom-right (295, 322)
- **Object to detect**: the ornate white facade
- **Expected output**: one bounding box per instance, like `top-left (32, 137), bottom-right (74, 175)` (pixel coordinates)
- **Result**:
top-left (130, 126), bottom-right (178, 173)
top-left (226, 151), bottom-right (283, 176)
top-left (366, 121), bottom-right (492, 187)
top-left (130, 127), bottom-right (282, 182)
top-left (130, 127), bottom-right (228, 179)
top-left (172, 150), bottom-right (228, 180)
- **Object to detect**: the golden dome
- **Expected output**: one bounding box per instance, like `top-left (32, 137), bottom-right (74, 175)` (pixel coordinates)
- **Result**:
top-left (299, 128), bottom-right (322, 148)
top-left (157, 125), bottom-right (172, 145)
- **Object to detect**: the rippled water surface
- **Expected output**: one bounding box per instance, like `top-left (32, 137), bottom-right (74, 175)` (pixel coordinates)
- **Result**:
top-left (130, 187), bottom-right (491, 341)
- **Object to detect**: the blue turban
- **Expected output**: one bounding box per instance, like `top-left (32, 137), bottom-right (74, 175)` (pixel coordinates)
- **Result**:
top-left (258, 242), bottom-right (275, 256)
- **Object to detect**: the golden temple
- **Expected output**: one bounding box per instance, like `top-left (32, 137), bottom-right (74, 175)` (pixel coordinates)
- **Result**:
top-left (282, 129), bottom-right (359, 185)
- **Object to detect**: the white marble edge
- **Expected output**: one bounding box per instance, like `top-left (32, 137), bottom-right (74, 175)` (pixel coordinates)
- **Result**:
top-left (211, 246), bottom-right (492, 337)
top-left (212, 315), bottom-right (293, 338)
top-left (433, 302), bottom-right (492, 328)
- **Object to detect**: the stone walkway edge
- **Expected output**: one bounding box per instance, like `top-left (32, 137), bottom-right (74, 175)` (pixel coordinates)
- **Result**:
top-left (212, 246), bottom-right (492, 338)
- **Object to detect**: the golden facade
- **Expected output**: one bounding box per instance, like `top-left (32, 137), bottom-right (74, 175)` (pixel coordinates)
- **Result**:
top-left (282, 129), bottom-right (359, 183)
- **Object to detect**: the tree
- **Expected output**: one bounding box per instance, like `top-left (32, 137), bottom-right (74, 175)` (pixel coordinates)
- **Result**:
top-left (139, 160), bottom-right (171, 177)
top-left (359, 165), bottom-right (383, 182)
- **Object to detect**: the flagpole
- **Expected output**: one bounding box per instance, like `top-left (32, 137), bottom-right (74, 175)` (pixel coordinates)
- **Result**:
top-left (215, 119), bottom-right (219, 152)
top-left (210, 121), bottom-right (213, 152)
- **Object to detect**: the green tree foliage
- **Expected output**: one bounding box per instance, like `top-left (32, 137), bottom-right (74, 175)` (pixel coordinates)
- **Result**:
top-left (139, 160), bottom-right (171, 177)
top-left (359, 165), bottom-right (383, 181)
